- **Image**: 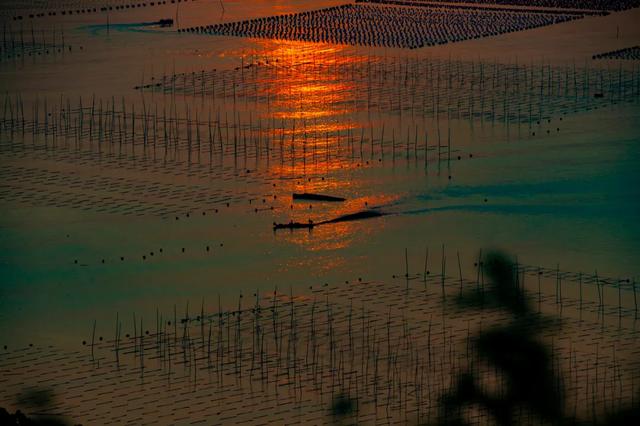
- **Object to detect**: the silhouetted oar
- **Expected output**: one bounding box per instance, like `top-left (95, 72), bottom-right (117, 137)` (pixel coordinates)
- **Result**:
top-left (292, 193), bottom-right (345, 202)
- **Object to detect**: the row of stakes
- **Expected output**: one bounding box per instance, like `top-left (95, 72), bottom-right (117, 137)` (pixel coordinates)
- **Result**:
top-left (2, 251), bottom-right (636, 423)
top-left (8, 60), bottom-right (624, 168)
top-left (1, 24), bottom-right (82, 61)
top-left (142, 52), bottom-right (640, 131)
top-left (394, 246), bottom-right (638, 318)
top-left (8, 0), bottom-right (197, 21)
top-left (70, 262), bottom-right (636, 422)
top-left (0, 93), bottom-right (469, 172)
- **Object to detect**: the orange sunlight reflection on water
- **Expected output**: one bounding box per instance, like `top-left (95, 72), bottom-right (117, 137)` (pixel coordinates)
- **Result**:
top-left (273, 193), bottom-right (398, 252)
top-left (254, 41), bottom-right (397, 255)
top-left (253, 40), bottom-right (368, 174)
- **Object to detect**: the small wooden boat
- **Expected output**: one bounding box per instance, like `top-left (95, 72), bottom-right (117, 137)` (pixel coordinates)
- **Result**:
top-left (273, 210), bottom-right (385, 231)
top-left (273, 220), bottom-right (315, 230)
top-left (292, 193), bottom-right (345, 202)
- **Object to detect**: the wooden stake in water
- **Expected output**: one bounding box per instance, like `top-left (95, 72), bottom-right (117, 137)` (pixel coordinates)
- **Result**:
top-left (457, 251), bottom-right (463, 296)
top-left (633, 278), bottom-right (637, 319)
top-left (91, 319), bottom-right (96, 363)
top-left (405, 248), bottom-right (409, 290)
top-left (423, 246), bottom-right (429, 289)
top-left (441, 244), bottom-right (446, 297)
top-left (617, 278), bottom-right (622, 317)
top-left (595, 270), bottom-right (602, 310)
top-left (115, 313), bottom-right (120, 369)
top-left (579, 272), bottom-right (583, 309)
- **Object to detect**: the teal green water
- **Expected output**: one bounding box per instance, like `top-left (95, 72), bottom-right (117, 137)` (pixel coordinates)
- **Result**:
top-left (1, 104), bottom-right (638, 348)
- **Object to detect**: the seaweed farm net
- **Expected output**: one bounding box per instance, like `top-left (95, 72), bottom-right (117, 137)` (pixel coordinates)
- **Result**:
top-left (1, 0), bottom-right (639, 424)
top-left (1, 55), bottom-right (638, 217)
top-left (594, 45), bottom-right (640, 61)
top-left (144, 54), bottom-right (640, 125)
top-left (388, 0), bottom-right (640, 12)
top-left (0, 258), bottom-right (637, 424)
top-left (181, 4), bottom-right (586, 49)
